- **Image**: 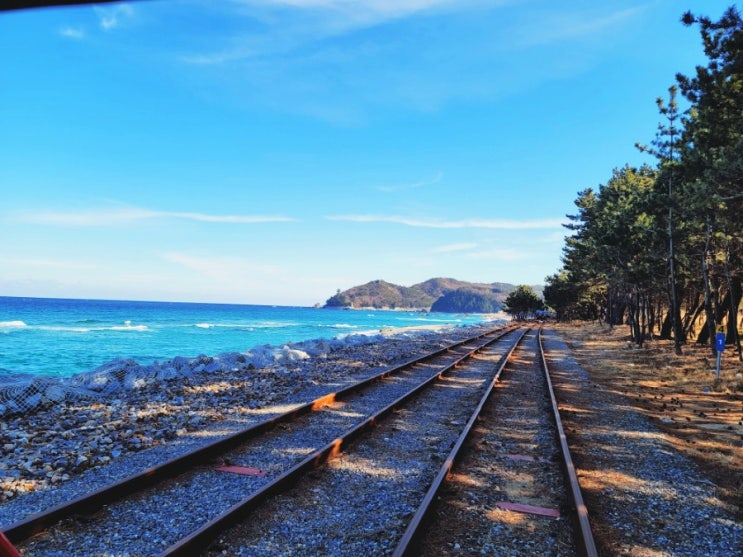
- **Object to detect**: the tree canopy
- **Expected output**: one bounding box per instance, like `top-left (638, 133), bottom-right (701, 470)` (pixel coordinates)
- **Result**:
top-left (504, 285), bottom-right (544, 320)
top-left (545, 6), bottom-right (742, 359)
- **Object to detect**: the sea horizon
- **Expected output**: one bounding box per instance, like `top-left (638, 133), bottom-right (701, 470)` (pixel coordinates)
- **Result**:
top-left (0, 294), bottom-right (319, 309)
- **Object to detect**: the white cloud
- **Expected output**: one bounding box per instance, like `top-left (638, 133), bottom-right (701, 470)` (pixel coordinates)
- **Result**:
top-left (177, 1), bottom-right (639, 122)
top-left (326, 214), bottom-right (565, 229)
top-left (166, 211), bottom-right (295, 224)
top-left (235, 0), bottom-right (470, 23)
top-left (181, 0), bottom-right (492, 67)
top-left (508, 6), bottom-right (644, 49)
top-left (0, 256), bottom-right (96, 270)
top-left (95, 3), bottom-right (135, 31)
top-left (164, 253), bottom-right (283, 277)
top-left (466, 247), bottom-right (528, 262)
top-left (18, 206), bottom-right (296, 227)
top-left (180, 51), bottom-right (250, 65)
top-left (59, 26), bottom-right (85, 40)
top-left (376, 171), bottom-right (443, 192)
top-left (162, 252), bottom-right (302, 302)
top-left (430, 242), bottom-right (477, 253)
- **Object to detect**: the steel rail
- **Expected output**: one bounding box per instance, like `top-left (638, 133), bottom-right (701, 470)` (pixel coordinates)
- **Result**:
top-left (159, 327), bottom-right (523, 556)
top-left (1, 325), bottom-right (513, 545)
top-left (537, 327), bottom-right (598, 557)
top-left (391, 327), bottom-right (529, 556)
top-left (391, 327), bottom-right (598, 557)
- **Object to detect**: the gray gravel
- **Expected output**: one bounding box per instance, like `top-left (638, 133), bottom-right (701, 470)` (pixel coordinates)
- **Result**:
top-left (418, 328), bottom-right (578, 557)
top-left (1, 326), bottom-right (494, 529)
top-left (6, 326), bottom-right (508, 555)
top-left (6, 325), bottom-right (739, 556)
top-left (206, 334), bottom-right (518, 556)
top-left (542, 328), bottom-right (742, 557)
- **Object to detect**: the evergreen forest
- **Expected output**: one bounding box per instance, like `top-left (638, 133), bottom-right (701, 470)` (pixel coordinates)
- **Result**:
top-left (543, 7), bottom-right (743, 360)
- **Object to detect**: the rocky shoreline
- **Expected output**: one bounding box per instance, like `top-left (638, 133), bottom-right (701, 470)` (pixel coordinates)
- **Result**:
top-left (0, 324), bottom-right (492, 511)
top-left (0, 332), bottom-right (394, 417)
top-left (2, 323), bottom-right (740, 557)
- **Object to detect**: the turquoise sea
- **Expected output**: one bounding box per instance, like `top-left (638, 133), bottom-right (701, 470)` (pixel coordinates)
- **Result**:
top-left (0, 297), bottom-right (493, 380)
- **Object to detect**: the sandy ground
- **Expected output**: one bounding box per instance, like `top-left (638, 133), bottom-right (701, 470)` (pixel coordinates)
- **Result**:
top-left (551, 321), bottom-right (743, 516)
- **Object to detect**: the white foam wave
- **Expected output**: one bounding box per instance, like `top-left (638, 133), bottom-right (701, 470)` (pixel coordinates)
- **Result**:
top-left (111, 322), bottom-right (148, 331)
top-left (252, 321), bottom-right (297, 329)
top-left (394, 316), bottom-right (466, 324)
top-left (180, 321), bottom-right (297, 330)
top-left (0, 320), bottom-right (28, 331)
top-left (0, 321), bottom-right (498, 417)
top-left (35, 323), bottom-right (149, 333)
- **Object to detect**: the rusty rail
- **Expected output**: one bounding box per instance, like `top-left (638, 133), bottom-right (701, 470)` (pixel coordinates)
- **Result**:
top-left (159, 327), bottom-right (520, 556)
top-left (391, 327), bottom-right (598, 557)
top-left (391, 327), bottom-right (528, 556)
top-left (1, 325), bottom-right (514, 547)
top-left (537, 327), bottom-right (598, 557)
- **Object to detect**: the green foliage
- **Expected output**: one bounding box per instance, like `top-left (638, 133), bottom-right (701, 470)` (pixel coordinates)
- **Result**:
top-left (324, 290), bottom-right (353, 308)
top-left (550, 6), bottom-right (743, 352)
top-left (503, 285), bottom-right (544, 320)
top-left (324, 280), bottom-right (435, 309)
top-left (430, 289), bottom-right (502, 313)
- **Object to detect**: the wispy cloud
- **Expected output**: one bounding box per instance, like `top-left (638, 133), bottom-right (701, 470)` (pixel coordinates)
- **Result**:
top-left (326, 214), bottom-right (565, 229)
top-left (18, 206), bottom-right (296, 227)
top-left (59, 26), bottom-right (85, 40)
top-left (180, 0), bottom-right (479, 67)
top-left (465, 247), bottom-right (528, 261)
top-left (430, 242), bottom-right (477, 253)
top-left (234, 0), bottom-right (467, 28)
top-left (376, 171), bottom-right (443, 192)
top-left (176, 1), bottom-right (637, 123)
top-left (509, 6), bottom-right (644, 48)
top-left (0, 256), bottom-right (96, 270)
top-left (95, 3), bottom-right (135, 31)
top-left (181, 50), bottom-right (252, 66)
top-left (164, 253), bottom-right (283, 276)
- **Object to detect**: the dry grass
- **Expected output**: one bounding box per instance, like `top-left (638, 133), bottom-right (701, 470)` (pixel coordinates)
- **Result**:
top-left (552, 321), bottom-right (743, 517)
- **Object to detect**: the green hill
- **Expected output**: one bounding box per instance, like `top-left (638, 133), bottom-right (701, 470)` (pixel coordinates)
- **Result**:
top-left (323, 278), bottom-right (539, 313)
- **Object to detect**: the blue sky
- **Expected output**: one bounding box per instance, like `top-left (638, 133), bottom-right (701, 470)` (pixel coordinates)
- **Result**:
top-left (0, 0), bottom-right (733, 306)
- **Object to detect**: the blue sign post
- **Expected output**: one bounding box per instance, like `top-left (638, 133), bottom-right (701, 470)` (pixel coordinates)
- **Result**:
top-left (715, 329), bottom-right (725, 379)
top-left (715, 332), bottom-right (726, 352)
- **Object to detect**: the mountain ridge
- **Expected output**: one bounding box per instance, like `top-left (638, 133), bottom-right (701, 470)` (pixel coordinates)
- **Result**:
top-left (323, 278), bottom-right (542, 313)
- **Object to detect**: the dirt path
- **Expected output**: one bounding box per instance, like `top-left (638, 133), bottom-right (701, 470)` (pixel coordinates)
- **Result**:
top-left (551, 322), bottom-right (742, 517)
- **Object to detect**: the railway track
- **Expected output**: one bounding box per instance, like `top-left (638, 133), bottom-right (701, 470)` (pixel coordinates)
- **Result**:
top-left (2, 325), bottom-right (511, 555)
top-left (395, 327), bottom-right (597, 557)
top-left (2, 325), bottom-right (596, 556)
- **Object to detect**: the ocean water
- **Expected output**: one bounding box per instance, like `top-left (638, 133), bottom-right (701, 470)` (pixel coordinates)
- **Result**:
top-left (0, 297), bottom-right (492, 380)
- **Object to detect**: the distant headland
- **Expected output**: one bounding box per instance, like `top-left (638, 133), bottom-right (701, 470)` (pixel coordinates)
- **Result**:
top-left (321, 278), bottom-right (543, 313)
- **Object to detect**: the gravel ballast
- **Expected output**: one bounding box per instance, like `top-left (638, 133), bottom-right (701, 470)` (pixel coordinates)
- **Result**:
top-left (542, 328), bottom-right (742, 556)
top-left (1, 324), bottom-right (741, 556)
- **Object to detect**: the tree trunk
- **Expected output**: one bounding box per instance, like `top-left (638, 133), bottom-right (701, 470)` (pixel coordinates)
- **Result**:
top-left (700, 217), bottom-right (717, 355)
top-left (606, 289), bottom-right (624, 326)
top-left (683, 296), bottom-right (706, 341)
top-left (647, 295), bottom-right (657, 340)
top-left (654, 297), bottom-right (664, 337)
top-left (723, 262), bottom-right (742, 361)
top-left (700, 286), bottom-right (731, 345)
top-left (631, 289), bottom-right (645, 347)
top-left (660, 311), bottom-right (673, 339)
top-left (639, 291), bottom-right (647, 347)
top-left (673, 283), bottom-right (686, 345)
top-left (682, 290), bottom-right (701, 335)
